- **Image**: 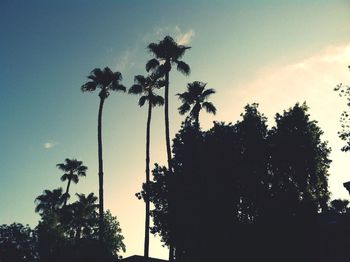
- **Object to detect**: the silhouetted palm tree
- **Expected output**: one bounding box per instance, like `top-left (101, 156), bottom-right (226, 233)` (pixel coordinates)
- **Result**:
top-left (72, 193), bottom-right (98, 239)
top-left (129, 73), bottom-right (164, 258)
top-left (177, 81), bottom-right (216, 126)
top-left (146, 36), bottom-right (191, 174)
top-left (56, 158), bottom-right (87, 206)
top-left (81, 67), bottom-right (126, 241)
top-left (35, 188), bottom-right (64, 215)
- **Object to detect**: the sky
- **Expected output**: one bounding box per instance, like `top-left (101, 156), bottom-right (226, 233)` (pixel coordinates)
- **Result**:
top-left (1, 0), bottom-right (350, 259)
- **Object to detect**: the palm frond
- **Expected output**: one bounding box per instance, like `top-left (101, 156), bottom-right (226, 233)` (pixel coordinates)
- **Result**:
top-left (202, 101), bottom-right (217, 115)
top-left (113, 71), bottom-right (123, 81)
top-left (134, 75), bottom-right (147, 86)
top-left (146, 59), bottom-right (160, 72)
top-left (81, 81), bottom-right (97, 92)
top-left (176, 61), bottom-right (190, 76)
top-left (60, 173), bottom-right (69, 182)
top-left (177, 91), bottom-right (193, 104)
top-left (72, 174), bottom-right (79, 184)
top-left (155, 79), bottom-right (166, 88)
top-left (110, 83), bottom-right (126, 92)
top-left (154, 95), bottom-right (164, 107)
top-left (150, 94), bottom-right (164, 107)
top-left (202, 88), bottom-right (216, 99)
top-left (139, 96), bottom-right (148, 107)
top-left (89, 68), bottom-right (103, 82)
top-left (129, 84), bottom-right (144, 95)
top-left (178, 103), bottom-right (191, 115)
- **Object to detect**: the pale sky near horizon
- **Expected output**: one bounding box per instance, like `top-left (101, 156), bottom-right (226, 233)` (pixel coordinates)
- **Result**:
top-left (1, 0), bottom-right (350, 259)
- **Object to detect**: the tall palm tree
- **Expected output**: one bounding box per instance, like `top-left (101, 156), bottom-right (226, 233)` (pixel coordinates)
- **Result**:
top-left (177, 81), bottom-right (216, 126)
top-left (81, 67), bottom-right (126, 241)
top-left (56, 158), bottom-right (87, 206)
top-left (35, 188), bottom-right (65, 215)
top-left (146, 36), bottom-right (191, 174)
top-left (146, 35), bottom-right (190, 261)
top-left (129, 73), bottom-right (164, 258)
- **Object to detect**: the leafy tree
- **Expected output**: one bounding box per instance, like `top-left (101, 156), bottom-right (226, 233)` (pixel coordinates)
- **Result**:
top-left (177, 81), bottom-right (216, 126)
top-left (265, 103), bottom-right (331, 262)
top-left (129, 73), bottom-right (164, 258)
top-left (334, 81), bottom-right (350, 151)
top-left (81, 67), bottom-right (126, 241)
top-left (56, 159), bottom-right (87, 206)
top-left (330, 199), bottom-right (349, 214)
top-left (148, 103), bottom-right (331, 262)
top-left (0, 223), bottom-right (37, 262)
top-left (101, 210), bottom-right (126, 259)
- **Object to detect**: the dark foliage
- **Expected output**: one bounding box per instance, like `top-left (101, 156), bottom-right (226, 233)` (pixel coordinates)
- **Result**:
top-left (145, 103), bottom-right (331, 262)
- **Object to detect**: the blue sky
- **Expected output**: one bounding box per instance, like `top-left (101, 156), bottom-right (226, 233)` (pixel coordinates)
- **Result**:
top-left (1, 0), bottom-right (350, 259)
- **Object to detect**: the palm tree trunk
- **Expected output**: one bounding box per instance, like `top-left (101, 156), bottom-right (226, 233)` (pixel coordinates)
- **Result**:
top-left (144, 101), bottom-right (152, 258)
top-left (195, 112), bottom-right (199, 127)
top-left (164, 60), bottom-right (175, 261)
top-left (164, 61), bottom-right (172, 173)
top-left (97, 97), bottom-right (105, 242)
top-left (64, 177), bottom-right (72, 206)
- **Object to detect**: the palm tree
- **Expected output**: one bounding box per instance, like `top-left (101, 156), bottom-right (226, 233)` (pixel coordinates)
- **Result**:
top-left (56, 158), bottom-right (87, 206)
top-left (146, 36), bottom-right (191, 174)
top-left (72, 193), bottom-right (98, 239)
top-left (35, 188), bottom-right (65, 215)
top-left (177, 81), bottom-right (216, 126)
top-left (129, 73), bottom-right (164, 258)
top-left (81, 67), bottom-right (126, 241)
top-left (146, 36), bottom-right (190, 261)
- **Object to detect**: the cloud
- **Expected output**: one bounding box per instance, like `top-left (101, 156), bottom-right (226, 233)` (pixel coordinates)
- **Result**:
top-left (219, 42), bottom-right (350, 125)
top-left (115, 49), bottom-right (136, 72)
top-left (43, 142), bottom-right (57, 149)
top-left (175, 26), bottom-right (195, 45)
top-left (143, 26), bottom-right (195, 45)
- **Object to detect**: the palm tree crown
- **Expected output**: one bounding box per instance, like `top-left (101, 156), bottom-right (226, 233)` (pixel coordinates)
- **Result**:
top-left (128, 74), bottom-right (165, 108)
top-left (35, 188), bottom-right (65, 215)
top-left (177, 81), bottom-right (216, 125)
top-left (81, 67), bottom-right (126, 98)
top-left (57, 158), bottom-right (87, 184)
top-left (57, 158), bottom-right (87, 206)
top-left (146, 36), bottom-right (191, 75)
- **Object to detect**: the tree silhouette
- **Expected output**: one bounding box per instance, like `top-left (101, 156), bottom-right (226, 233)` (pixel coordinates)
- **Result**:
top-left (330, 199), bottom-right (349, 214)
top-left (56, 159), bottom-right (87, 206)
top-left (0, 223), bottom-right (37, 262)
top-left (177, 81), bottom-right (216, 126)
top-left (146, 36), bottom-right (190, 260)
top-left (35, 188), bottom-right (65, 216)
top-left (334, 82), bottom-right (350, 151)
top-left (146, 35), bottom-right (191, 174)
top-left (129, 73), bottom-right (164, 258)
top-left (71, 193), bottom-right (98, 240)
top-left (81, 67), bottom-right (126, 241)
top-left (148, 103), bottom-right (331, 262)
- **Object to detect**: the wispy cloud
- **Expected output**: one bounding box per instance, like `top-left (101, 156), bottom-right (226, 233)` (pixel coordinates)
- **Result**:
top-left (175, 26), bottom-right (195, 45)
top-left (219, 42), bottom-right (350, 125)
top-left (143, 26), bottom-right (195, 45)
top-left (115, 49), bottom-right (136, 73)
top-left (43, 141), bottom-right (58, 149)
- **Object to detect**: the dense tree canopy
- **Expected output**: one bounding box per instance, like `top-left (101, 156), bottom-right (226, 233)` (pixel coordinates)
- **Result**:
top-left (146, 103), bottom-right (331, 262)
